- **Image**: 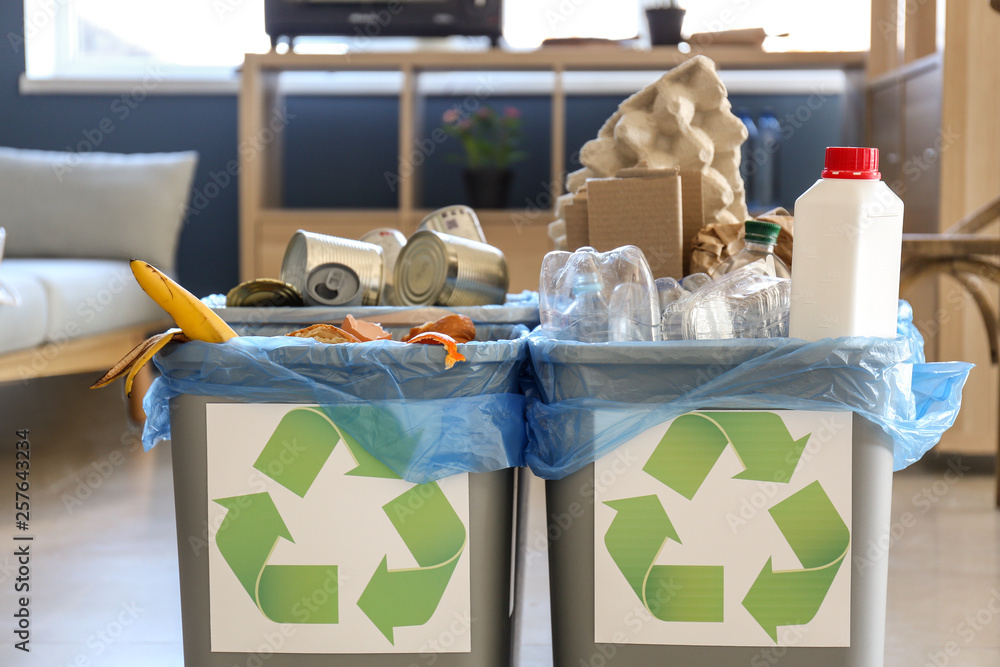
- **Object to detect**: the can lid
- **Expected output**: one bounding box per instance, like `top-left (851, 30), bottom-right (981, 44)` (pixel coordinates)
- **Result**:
top-left (394, 231), bottom-right (449, 306)
top-left (743, 220), bottom-right (781, 245)
top-left (225, 279), bottom-right (303, 308)
top-left (821, 147), bottom-right (880, 180)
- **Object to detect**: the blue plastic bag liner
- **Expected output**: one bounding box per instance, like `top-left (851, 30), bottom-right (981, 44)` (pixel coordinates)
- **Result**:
top-left (142, 325), bottom-right (529, 484)
top-left (209, 291), bottom-right (540, 336)
top-left (525, 324), bottom-right (971, 480)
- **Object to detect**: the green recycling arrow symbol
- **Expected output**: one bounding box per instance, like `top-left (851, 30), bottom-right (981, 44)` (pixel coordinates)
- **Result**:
top-left (742, 481), bottom-right (850, 641)
top-left (603, 495), bottom-right (723, 622)
top-left (643, 412), bottom-right (810, 499)
top-left (603, 411), bottom-right (849, 641)
top-left (213, 407), bottom-right (466, 643)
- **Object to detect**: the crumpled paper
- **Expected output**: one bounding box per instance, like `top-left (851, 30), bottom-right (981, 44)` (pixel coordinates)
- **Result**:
top-left (690, 207), bottom-right (794, 276)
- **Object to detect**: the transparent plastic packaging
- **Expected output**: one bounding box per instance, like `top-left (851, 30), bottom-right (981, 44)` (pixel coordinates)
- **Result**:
top-left (524, 301), bottom-right (973, 479)
top-left (654, 262), bottom-right (791, 341)
top-left (682, 268), bottom-right (791, 340)
top-left (540, 246), bottom-right (659, 342)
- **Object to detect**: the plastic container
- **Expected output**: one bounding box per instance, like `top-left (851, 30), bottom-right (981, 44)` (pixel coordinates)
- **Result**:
top-left (526, 339), bottom-right (907, 666)
top-left (145, 328), bottom-right (531, 666)
top-left (544, 415), bottom-right (892, 667)
top-left (713, 220), bottom-right (790, 279)
top-left (790, 147), bottom-right (904, 341)
top-left (169, 395), bottom-right (515, 667)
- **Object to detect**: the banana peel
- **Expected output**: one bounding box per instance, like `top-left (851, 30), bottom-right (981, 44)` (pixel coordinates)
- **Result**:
top-left (93, 259), bottom-right (236, 395)
top-left (91, 329), bottom-right (190, 396)
top-left (129, 260), bottom-right (237, 343)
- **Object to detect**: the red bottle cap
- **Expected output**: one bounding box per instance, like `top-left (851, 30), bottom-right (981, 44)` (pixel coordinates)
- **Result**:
top-left (821, 147), bottom-right (880, 180)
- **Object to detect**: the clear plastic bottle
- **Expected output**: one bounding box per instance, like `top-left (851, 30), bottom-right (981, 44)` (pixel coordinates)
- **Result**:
top-left (562, 270), bottom-right (610, 343)
top-left (713, 220), bottom-right (790, 279)
top-left (682, 264), bottom-right (791, 340)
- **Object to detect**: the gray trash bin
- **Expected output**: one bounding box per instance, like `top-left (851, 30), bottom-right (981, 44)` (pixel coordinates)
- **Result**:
top-left (530, 339), bottom-right (901, 667)
top-left (145, 325), bottom-right (530, 666)
top-left (169, 395), bottom-right (515, 667)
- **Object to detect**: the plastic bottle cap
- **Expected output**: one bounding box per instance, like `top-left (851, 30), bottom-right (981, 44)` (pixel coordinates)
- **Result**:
top-left (821, 147), bottom-right (880, 180)
top-left (744, 220), bottom-right (781, 245)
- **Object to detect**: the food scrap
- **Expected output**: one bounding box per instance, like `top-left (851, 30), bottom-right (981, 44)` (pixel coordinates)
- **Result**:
top-left (404, 314), bottom-right (476, 344)
top-left (286, 324), bottom-right (361, 344)
top-left (405, 332), bottom-right (467, 369)
top-left (340, 314), bottom-right (392, 342)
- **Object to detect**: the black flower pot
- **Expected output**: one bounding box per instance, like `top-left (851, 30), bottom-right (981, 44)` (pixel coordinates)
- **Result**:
top-left (462, 168), bottom-right (513, 209)
top-left (646, 7), bottom-right (686, 46)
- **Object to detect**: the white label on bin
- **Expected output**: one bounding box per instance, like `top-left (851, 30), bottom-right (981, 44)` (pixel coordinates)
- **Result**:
top-left (205, 404), bottom-right (472, 654)
top-left (593, 410), bottom-right (853, 647)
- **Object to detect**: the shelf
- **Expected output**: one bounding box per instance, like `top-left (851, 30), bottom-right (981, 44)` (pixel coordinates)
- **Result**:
top-left (238, 47), bottom-right (867, 292)
top-left (245, 47), bottom-right (867, 72)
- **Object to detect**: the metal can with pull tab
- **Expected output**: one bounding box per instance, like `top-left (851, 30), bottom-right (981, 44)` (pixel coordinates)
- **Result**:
top-left (279, 230), bottom-right (383, 307)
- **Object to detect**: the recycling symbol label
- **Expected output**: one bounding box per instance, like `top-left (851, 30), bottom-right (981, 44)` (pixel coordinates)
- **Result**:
top-left (594, 410), bottom-right (853, 648)
top-left (205, 404), bottom-right (472, 655)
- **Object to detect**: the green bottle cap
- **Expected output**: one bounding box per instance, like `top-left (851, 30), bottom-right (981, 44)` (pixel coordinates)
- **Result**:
top-left (744, 220), bottom-right (781, 245)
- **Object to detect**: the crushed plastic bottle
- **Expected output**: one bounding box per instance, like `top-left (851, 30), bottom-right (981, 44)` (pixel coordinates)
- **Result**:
top-left (540, 246), bottom-right (659, 342)
top-left (682, 262), bottom-right (791, 340)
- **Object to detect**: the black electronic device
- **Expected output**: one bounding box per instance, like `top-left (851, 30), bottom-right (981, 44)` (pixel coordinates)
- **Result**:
top-left (264, 0), bottom-right (503, 46)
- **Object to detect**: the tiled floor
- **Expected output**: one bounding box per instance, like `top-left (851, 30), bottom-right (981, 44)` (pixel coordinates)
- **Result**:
top-left (1, 375), bottom-right (999, 665)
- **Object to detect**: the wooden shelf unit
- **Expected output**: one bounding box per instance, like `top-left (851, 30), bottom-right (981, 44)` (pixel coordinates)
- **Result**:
top-left (238, 47), bottom-right (867, 291)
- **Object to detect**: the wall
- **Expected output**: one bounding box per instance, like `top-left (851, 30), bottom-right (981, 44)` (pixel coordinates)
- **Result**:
top-left (1, 2), bottom-right (846, 296)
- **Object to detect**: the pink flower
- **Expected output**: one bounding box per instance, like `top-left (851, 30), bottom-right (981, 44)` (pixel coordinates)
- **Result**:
top-left (477, 107), bottom-right (493, 119)
top-left (504, 106), bottom-right (521, 119)
top-left (442, 108), bottom-right (461, 124)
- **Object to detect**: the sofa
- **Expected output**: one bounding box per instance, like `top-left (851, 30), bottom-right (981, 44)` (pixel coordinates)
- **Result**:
top-left (0, 147), bottom-right (198, 418)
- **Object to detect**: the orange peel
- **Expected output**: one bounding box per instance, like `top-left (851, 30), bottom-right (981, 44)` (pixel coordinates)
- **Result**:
top-left (406, 331), bottom-right (467, 369)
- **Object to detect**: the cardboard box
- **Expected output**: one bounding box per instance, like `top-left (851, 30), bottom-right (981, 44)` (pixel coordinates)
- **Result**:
top-left (562, 186), bottom-right (591, 253)
top-left (679, 170), bottom-right (705, 275)
top-left (585, 167), bottom-right (683, 279)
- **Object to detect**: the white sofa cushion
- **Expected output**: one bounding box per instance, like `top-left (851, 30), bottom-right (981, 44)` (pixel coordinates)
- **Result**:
top-left (0, 265), bottom-right (47, 355)
top-left (0, 148), bottom-right (197, 273)
top-left (4, 259), bottom-right (165, 344)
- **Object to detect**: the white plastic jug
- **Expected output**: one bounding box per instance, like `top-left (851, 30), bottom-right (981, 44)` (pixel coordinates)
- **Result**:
top-left (789, 147), bottom-right (905, 341)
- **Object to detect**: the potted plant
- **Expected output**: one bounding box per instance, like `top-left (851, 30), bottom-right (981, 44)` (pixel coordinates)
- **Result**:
top-left (442, 104), bottom-right (526, 209)
top-left (645, 1), bottom-right (686, 46)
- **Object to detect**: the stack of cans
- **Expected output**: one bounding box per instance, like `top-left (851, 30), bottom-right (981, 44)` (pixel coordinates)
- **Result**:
top-left (278, 206), bottom-right (510, 308)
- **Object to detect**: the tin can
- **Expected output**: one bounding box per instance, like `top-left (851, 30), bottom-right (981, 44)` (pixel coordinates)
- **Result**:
top-left (225, 279), bottom-right (303, 308)
top-left (359, 228), bottom-right (407, 306)
top-left (394, 230), bottom-right (508, 307)
top-left (416, 205), bottom-right (487, 244)
top-left (280, 230), bottom-right (383, 307)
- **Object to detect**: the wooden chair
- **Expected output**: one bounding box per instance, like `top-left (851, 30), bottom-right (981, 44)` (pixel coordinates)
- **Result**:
top-left (900, 195), bottom-right (1000, 506)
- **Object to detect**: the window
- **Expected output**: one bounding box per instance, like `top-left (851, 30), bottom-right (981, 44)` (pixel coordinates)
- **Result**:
top-left (503, 0), bottom-right (871, 52)
top-left (22, 0), bottom-right (870, 82)
top-left (23, 0), bottom-right (271, 79)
